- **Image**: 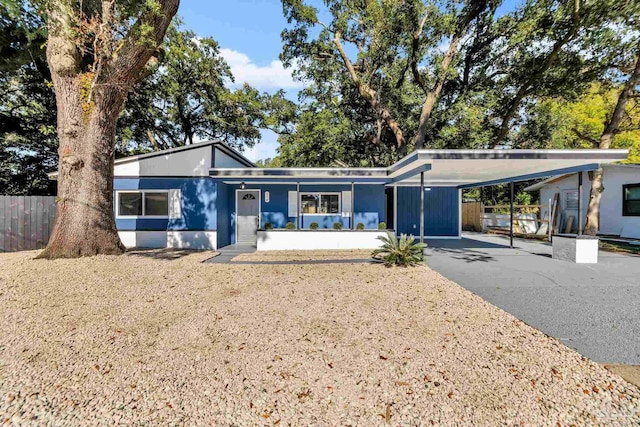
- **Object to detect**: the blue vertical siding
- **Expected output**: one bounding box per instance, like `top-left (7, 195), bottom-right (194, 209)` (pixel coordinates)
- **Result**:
top-left (396, 186), bottom-right (459, 237)
top-left (114, 178), bottom-right (217, 231)
top-left (216, 182), bottom-right (230, 247)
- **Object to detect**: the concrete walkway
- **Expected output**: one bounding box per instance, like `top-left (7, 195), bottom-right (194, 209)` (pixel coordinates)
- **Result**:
top-left (425, 233), bottom-right (640, 364)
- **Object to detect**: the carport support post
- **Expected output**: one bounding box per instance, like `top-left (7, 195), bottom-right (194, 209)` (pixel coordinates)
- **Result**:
top-left (420, 171), bottom-right (425, 243)
top-left (296, 182), bottom-right (300, 229)
top-left (509, 181), bottom-right (514, 248)
top-left (351, 182), bottom-right (355, 230)
top-left (577, 172), bottom-right (583, 235)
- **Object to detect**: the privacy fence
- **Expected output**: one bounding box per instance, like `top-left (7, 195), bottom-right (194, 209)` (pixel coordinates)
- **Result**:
top-left (0, 196), bottom-right (57, 252)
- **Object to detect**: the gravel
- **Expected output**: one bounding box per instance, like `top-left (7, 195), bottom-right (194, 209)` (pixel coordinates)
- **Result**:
top-left (0, 250), bottom-right (638, 426)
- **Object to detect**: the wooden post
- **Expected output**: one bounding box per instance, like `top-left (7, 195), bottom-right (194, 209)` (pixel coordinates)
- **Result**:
top-left (509, 181), bottom-right (514, 248)
top-left (577, 172), bottom-right (583, 235)
top-left (548, 198), bottom-right (552, 242)
top-left (420, 171), bottom-right (425, 243)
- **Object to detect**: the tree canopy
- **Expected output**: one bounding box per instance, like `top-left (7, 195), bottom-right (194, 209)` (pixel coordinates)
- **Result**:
top-left (0, 6), bottom-right (296, 194)
top-left (117, 22), bottom-right (297, 154)
top-left (277, 0), bottom-right (640, 167)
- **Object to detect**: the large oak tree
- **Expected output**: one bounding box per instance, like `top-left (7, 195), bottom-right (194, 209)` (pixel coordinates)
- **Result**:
top-left (39, 0), bottom-right (179, 258)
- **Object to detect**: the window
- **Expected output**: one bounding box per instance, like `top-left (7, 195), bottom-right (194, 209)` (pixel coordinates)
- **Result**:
top-left (300, 193), bottom-right (340, 214)
top-left (117, 191), bottom-right (169, 217)
top-left (565, 190), bottom-right (579, 210)
top-left (623, 183), bottom-right (640, 216)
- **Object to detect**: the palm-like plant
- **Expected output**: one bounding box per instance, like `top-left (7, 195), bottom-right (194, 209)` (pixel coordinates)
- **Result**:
top-left (371, 232), bottom-right (427, 266)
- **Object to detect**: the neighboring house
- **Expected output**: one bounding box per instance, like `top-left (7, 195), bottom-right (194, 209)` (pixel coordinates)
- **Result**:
top-left (51, 141), bottom-right (627, 250)
top-left (524, 164), bottom-right (640, 239)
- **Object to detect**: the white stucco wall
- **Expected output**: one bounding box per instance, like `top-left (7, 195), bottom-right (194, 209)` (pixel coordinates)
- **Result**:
top-left (257, 230), bottom-right (388, 251)
top-left (538, 166), bottom-right (640, 237)
top-left (114, 145), bottom-right (212, 177)
top-left (118, 231), bottom-right (217, 249)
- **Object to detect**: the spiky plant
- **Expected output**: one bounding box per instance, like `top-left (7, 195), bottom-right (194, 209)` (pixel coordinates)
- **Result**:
top-left (371, 232), bottom-right (427, 266)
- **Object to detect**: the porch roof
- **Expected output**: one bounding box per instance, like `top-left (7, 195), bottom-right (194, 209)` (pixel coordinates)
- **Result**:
top-left (209, 149), bottom-right (628, 186)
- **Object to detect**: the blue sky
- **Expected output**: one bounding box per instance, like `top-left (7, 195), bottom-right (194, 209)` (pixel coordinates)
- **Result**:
top-left (178, 0), bottom-right (522, 161)
top-left (178, 0), bottom-right (299, 162)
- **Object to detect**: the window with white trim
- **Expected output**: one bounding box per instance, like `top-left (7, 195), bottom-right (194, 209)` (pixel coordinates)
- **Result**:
top-left (623, 183), bottom-right (640, 216)
top-left (117, 191), bottom-right (169, 217)
top-left (300, 193), bottom-right (340, 214)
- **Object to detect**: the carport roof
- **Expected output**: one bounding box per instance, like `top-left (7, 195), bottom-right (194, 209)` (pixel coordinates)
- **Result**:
top-left (210, 149), bottom-right (628, 187)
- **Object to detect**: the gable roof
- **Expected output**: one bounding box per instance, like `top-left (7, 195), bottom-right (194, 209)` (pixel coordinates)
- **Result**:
top-left (112, 140), bottom-right (255, 167)
top-left (48, 139), bottom-right (255, 179)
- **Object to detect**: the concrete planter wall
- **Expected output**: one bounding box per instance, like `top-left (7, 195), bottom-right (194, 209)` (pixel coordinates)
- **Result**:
top-left (257, 229), bottom-right (390, 251)
top-left (552, 234), bottom-right (598, 264)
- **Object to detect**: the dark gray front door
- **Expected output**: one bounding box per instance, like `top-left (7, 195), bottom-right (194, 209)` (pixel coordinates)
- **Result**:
top-left (237, 190), bottom-right (260, 244)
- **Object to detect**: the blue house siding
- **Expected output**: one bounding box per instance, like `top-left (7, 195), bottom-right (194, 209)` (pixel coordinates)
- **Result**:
top-left (114, 178), bottom-right (217, 231)
top-left (221, 183), bottom-right (386, 244)
top-left (216, 182), bottom-right (231, 247)
top-left (396, 186), bottom-right (459, 237)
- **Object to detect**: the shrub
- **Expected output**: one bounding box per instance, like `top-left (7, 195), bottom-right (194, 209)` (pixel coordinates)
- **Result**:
top-left (356, 222), bottom-right (365, 230)
top-left (285, 221), bottom-right (295, 229)
top-left (333, 222), bottom-right (343, 230)
top-left (371, 232), bottom-right (427, 267)
top-left (378, 222), bottom-right (387, 230)
top-left (310, 222), bottom-right (319, 230)
top-left (264, 222), bottom-right (273, 230)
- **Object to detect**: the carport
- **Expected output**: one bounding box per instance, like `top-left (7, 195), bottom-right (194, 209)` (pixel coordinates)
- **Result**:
top-left (395, 149), bottom-right (628, 246)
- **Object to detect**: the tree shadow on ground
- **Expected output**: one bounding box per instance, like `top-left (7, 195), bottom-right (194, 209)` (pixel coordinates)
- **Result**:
top-left (126, 248), bottom-right (203, 260)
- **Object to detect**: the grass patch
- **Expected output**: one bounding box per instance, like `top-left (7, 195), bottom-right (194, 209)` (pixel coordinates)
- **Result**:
top-left (599, 240), bottom-right (640, 255)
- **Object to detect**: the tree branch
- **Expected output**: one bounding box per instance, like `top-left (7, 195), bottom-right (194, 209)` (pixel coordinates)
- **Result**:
top-left (110, 0), bottom-right (179, 88)
top-left (571, 128), bottom-right (599, 146)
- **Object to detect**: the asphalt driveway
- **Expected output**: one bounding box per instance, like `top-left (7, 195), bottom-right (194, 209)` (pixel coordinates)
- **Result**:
top-left (425, 233), bottom-right (640, 364)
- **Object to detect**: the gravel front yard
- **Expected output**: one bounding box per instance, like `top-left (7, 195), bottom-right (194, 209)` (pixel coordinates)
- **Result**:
top-left (0, 250), bottom-right (638, 425)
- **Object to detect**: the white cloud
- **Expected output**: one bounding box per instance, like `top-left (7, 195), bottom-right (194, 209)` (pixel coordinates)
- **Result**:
top-left (242, 130), bottom-right (280, 162)
top-left (220, 48), bottom-right (303, 91)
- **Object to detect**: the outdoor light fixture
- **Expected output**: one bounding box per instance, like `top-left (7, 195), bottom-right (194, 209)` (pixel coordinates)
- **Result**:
top-left (240, 182), bottom-right (246, 189)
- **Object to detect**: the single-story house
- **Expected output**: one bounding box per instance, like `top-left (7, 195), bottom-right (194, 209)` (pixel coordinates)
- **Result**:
top-left (85, 140), bottom-right (626, 250)
top-left (524, 164), bottom-right (640, 239)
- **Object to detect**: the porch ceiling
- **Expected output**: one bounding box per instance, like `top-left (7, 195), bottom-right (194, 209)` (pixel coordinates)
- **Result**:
top-left (209, 149), bottom-right (628, 187)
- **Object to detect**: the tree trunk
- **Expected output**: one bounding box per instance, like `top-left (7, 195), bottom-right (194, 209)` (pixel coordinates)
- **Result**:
top-left (333, 33), bottom-right (405, 147)
top-left (39, 0), bottom-right (178, 258)
top-left (37, 75), bottom-right (127, 258)
top-left (413, 34), bottom-right (462, 149)
top-left (583, 44), bottom-right (640, 235)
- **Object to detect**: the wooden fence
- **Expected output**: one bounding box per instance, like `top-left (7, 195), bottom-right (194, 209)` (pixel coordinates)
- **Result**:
top-left (0, 196), bottom-right (57, 252)
top-left (461, 201), bottom-right (483, 232)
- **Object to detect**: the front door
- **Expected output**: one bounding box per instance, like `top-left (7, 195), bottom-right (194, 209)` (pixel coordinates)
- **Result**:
top-left (237, 190), bottom-right (260, 244)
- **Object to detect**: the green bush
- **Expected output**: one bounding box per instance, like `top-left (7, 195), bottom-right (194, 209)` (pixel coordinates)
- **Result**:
top-left (285, 221), bottom-right (295, 229)
top-left (310, 222), bottom-right (319, 230)
top-left (371, 232), bottom-right (427, 267)
top-left (264, 222), bottom-right (273, 230)
top-left (356, 222), bottom-right (365, 230)
top-left (333, 222), bottom-right (343, 230)
top-left (378, 222), bottom-right (387, 230)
